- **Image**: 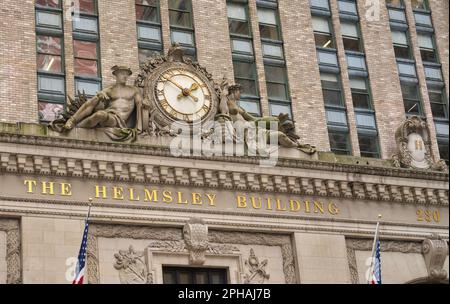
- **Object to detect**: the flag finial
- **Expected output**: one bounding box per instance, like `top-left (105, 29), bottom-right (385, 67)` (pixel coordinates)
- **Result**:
top-left (88, 197), bottom-right (93, 207)
top-left (378, 214), bottom-right (382, 219)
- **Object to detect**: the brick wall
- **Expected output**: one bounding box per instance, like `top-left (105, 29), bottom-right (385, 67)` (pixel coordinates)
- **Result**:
top-left (0, 0), bottom-right (38, 124)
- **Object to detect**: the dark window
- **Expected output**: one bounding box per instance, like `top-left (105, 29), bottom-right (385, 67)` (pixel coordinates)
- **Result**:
top-left (312, 16), bottom-right (334, 49)
top-left (321, 73), bottom-right (343, 106)
top-left (437, 140), bottom-right (449, 165)
top-left (169, 0), bottom-right (195, 57)
top-left (358, 134), bottom-right (380, 158)
top-left (411, 0), bottom-right (428, 10)
top-left (329, 131), bottom-right (351, 155)
top-left (233, 60), bottom-right (259, 97)
top-left (401, 83), bottom-right (422, 116)
top-left (391, 30), bottom-right (411, 59)
top-left (341, 21), bottom-right (361, 52)
top-left (429, 88), bottom-right (448, 119)
top-left (386, 0), bottom-right (404, 7)
top-left (163, 267), bottom-right (228, 284)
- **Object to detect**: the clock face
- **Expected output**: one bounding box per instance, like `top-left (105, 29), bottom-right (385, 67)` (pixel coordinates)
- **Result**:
top-left (155, 68), bottom-right (212, 122)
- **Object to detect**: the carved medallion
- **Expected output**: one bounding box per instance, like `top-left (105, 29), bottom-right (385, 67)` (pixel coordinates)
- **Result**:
top-left (244, 249), bottom-right (270, 284)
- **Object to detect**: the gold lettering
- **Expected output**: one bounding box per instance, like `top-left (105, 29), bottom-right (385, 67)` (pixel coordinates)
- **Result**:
top-left (113, 187), bottom-right (124, 200)
top-left (328, 203), bottom-right (340, 215)
top-left (304, 200), bottom-right (311, 213)
top-left (205, 193), bottom-right (216, 206)
top-left (237, 196), bottom-right (247, 208)
top-left (313, 201), bottom-right (324, 214)
top-left (95, 185), bottom-right (107, 199)
top-left (251, 197), bottom-right (262, 209)
top-left (60, 183), bottom-right (72, 196)
top-left (192, 193), bottom-right (202, 205)
top-left (266, 197), bottom-right (273, 210)
top-left (144, 189), bottom-right (158, 202)
top-left (24, 180), bottom-right (37, 194)
top-left (290, 200), bottom-right (301, 212)
top-left (276, 199), bottom-right (287, 211)
top-left (177, 192), bottom-right (188, 204)
top-left (129, 188), bottom-right (140, 201)
top-left (163, 191), bottom-right (173, 203)
top-left (42, 182), bottom-right (55, 195)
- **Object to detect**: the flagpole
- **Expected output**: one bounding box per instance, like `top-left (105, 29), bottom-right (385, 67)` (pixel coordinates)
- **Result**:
top-left (86, 198), bottom-right (93, 222)
top-left (367, 214), bottom-right (382, 284)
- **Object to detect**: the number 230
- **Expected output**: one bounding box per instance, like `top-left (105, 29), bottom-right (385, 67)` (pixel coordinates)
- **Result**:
top-left (416, 209), bottom-right (440, 223)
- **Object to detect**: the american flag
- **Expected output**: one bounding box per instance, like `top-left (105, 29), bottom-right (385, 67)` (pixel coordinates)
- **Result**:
top-left (73, 206), bottom-right (91, 284)
top-left (370, 240), bottom-right (382, 284)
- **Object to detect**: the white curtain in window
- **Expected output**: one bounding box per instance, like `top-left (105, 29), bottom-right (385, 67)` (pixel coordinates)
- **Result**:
top-left (312, 16), bottom-right (330, 33)
top-left (391, 30), bottom-right (407, 45)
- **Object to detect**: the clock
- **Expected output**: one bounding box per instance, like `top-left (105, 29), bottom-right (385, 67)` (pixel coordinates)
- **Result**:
top-left (137, 46), bottom-right (219, 129)
top-left (155, 68), bottom-right (212, 123)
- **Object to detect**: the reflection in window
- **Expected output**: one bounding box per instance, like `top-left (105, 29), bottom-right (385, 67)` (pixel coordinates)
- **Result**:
top-left (169, 0), bottom-right (196, 59)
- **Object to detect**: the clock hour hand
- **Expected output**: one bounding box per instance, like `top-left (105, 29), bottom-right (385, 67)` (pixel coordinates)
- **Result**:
top-left (177, 83), bottom-right (199, 102)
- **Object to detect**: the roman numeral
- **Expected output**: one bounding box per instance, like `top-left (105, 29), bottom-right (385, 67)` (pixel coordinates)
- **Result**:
top-left (202, 105), bottom-right (210, 112)
top-left (160, 99), bottom-right (169, 108)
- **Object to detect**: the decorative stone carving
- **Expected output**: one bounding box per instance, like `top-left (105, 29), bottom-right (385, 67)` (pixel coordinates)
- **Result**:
top-left (114, 246), bottom-right (152, 284)
top-left (0, 219), bottom-right (22, 284)
top-left (392, 116), bottom-right (447, 171)
top-left (422, 234), bottom-right (449, 280)
top-left (183, 218), bottom-right (209, 265)
top-left (244, 249), bottom-right (270, 284)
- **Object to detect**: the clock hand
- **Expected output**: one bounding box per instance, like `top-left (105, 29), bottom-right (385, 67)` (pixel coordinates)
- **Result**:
top-left (161, 75), bottom-right (185, 93)
top-left (177, 83), bottom-right (200, 101)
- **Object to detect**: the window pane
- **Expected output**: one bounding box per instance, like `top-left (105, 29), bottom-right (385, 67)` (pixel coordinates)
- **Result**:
top-left (227, 3), bottom-right (247, 20)
top-left (237, 79), bottom-right (257, 96)
top-left (73, 16), bottom-right (98, 33)
top-left (414, 12), bottom-right (432, 26)
top-left (326, 109), bottom-right (348, 124)
top-left (75, 80), bottom-right (100, 96)
top-left (168, 0), bottom-right (191, 11)
top-left (404, 99), bottom-right (421, 115)
top-left (37, 54), bottom-right (62, 73)
top-left (136, 5), bottom-right (159, 22)
top-left (338, 0), bottom-right (357, 14)
top-left (401, 83), bottom-right (419, 99)
top-left (356, 113), bottom-right (376, 128)
top-left (349, 78), bottom-right (367, 90)
top-left (259, 24), bottom-right (279, 40)
top-left (38, 102), bottom-right (64, 122)
top-left (233, 61), bottom-right (256, 79)
top-left (391, 31), bottom-right (407, 45)
top-left (424, 66), bottom-right (442, 80)
top-left (78, 0), bottom-right (96, 14)
top-left (388, 9), bottom-right (406, 22)
top-left (394, 45), bottom-right (410, 59)
top-left (435, 122), bottom-right (449, 136)
top-left (74, 58), bottom-right (98, 76)
top-left (38, 75), bottom-right (65, 94)
top-left (420, 49), bottom-right (437, 63)
top-left (411, 0), bottom-right (427, 10)
top-left (347, 54), bottom-right (366, 69)
top-left (239, 100), bottom-right (260, 115)
top-left (343, 38), bottom-right (360, 52)
top-left (229, 20), bottom-right (250, 36)
top-left (310, 0), bottom-right (330, 10)
top-left (315, 33), bottom-right (334, 48)
top-left (312, 16), bottom-right (331, 33)
top-left (359, 135), bottom-right (379, 158)
top-left (265, 65), bottom-right (287, 83)
top-left (352, 93), bottom-right (371, 109)
top-left (329, 132), bottom-right (350, 153)
top-left (431, 103), bottom-right (447, 118)
top-left (73, 40), bottom-right (97, 59)
top-left (169, 11), bottom-right (192, 28)
top-left (321, 73), bottom-right (339, 88)
top-left (438, 141), bottom-right (449, 164)
top-left (37, 35), bottom-right (62, 55)
top-left (36, 11), bottom-right (62, 28)
top-left (323, 90), bottom-right (342, 106)
top-left (270, 103), bottom-right (292, 118)
top-left (386, 0), bottom-right (403, 7)
top-left (36, 0), bottom-right (60, 8)
top-left (262, 43), bottom-right (283, 58)
top-left (138, 48), bottom-right (161, 64)
top-left (267, 83), bottom-right (288, 100)
top-left (162, 271), bottom-right (176, 284)
top-left (341, 22), bottom-right (358, 37)
top-left (318, 51), bottom-right (338, 65)
top-left (172, 30), bottom-right (193, 45)
top-left (397, 62), bottom-right (416, 76)
top-left (138, 25), bottom-right (161, 41)
top-left (417, 33), bottom-right (433, 49)
top-left (232, 39), bottom-right (253, 54)
top-left (258, 8), bottom-right (277, 25)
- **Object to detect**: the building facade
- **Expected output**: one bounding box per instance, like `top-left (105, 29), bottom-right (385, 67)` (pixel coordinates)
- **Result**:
top-left (0, 0), bottom-right (448, 284)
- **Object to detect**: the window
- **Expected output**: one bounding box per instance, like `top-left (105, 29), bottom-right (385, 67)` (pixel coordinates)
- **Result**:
top-left (73, 0), bottom-right (101, 97)
top-left (329, 131), bottom-right (351, 155)
top-left (401, 82), bottom-right (423, 116)
top-left (437, 140), bottom-right (449, 165)
top-left (312, 16), bottom-right (334, 49)
top-left (386, 0), bottom-right (404, 7)
top-left (411, 0), bottom-right (428, 10)
top-left (337, 0), bottom-right (357, 15)
top-left (341, 21), bottom-right (361, 52)
top-left (310, 0), bottom-right (329, 10)
top-left (429, 87), bottom-right (448, 119)
top-left (163, 267), bottom-right (228, 284)
top-left (388, 8), bottom-right (406, 22)
top-left (136, 0), bottom-right (163, 65)
top-left (35, 0), bottom-right (66, 122)
top-left (350, 78), bottom-right (370, 109)
top-left (397, 62), bottom-right (417, 77)
top-left (417, 33), bottom-right (436, 63)
top-left (391, 30), bottom-right (411, 59)
top-left (257, 4), bottom-right (292, 118)
top-left (169, 0), bottom-right (196, 58)
top-left (358, 134), bottom-right (380, 158)
top-left (347, 54), bottom-right (366, 70)
top-left (414, 12), bottom-right (432, 27)
top-left (321, 73), bottom-right (343, 107)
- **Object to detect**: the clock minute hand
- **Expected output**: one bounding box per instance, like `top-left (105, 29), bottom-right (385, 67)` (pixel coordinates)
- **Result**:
top-left (162, 76), bottom-right (184, 92)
